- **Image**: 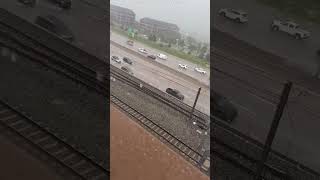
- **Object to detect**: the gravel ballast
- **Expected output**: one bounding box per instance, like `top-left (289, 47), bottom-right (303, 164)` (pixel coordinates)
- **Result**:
top-left (110, 76), bottom-right (209, 153)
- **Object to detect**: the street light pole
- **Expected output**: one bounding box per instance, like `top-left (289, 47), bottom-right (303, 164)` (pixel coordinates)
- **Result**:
top-left (255, 82), bottom-right (292, 179)
top-left (189, 87), bottom-right (201, 122)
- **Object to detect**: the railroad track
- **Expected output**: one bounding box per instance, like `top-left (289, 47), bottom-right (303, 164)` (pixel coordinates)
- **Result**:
top-left (110, 94), bottom-right (210, 174)
top-left (0, 99), bottom-right (109, 180)
top-left (212, 138), bottom-right (288, 180)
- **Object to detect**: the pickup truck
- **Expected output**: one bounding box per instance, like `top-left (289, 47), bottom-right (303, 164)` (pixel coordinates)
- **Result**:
top-left (218, 8), bottom-right (248, 23)
top-left (271, 20), bottom-right (310, 39)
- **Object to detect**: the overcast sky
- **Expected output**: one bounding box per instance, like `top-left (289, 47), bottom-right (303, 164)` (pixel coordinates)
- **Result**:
top-left (110, 0), bottom-right (210, 43)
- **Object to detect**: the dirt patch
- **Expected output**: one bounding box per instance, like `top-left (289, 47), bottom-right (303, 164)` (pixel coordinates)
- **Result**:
top-left (0, 134), bottom-right (62, 180)
top-left (110, 105), bottom-right (209, 180)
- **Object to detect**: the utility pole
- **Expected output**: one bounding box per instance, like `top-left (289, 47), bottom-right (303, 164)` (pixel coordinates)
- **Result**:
top-left (189, 87), bottom-right (201, 121)
top-left (255, 82), bottom-right (292, 179)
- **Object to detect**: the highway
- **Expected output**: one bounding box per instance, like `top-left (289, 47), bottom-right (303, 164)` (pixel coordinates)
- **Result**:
top-left (111, 32), bottom-right (210, 86)
top-left (213, 0), bottom-right (320, 75)
top-left (110, 44), bottom-right (210, 115)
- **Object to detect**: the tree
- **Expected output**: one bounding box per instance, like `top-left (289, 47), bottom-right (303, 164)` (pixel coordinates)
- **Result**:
top-left (178, 39), bottom-right (185, 47)
top-left (198, 44), bottom-right (208, 59)
top-left (197, 43), bottom-right (202, 54)
top-left (188, 44), bottom-right (197, 54)
top-left (186, 36), bottom-right (197, 45)
top-left (205, 53), bottom-right (210, 62)
top-left (148, 34), bottom-right (157, 42)
top-left (198, 52), bottom-right (205, 59)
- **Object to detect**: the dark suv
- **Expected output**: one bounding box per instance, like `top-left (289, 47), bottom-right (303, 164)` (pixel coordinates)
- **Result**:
top-left (166, 88), bottom-right (184, 101)
top-left (123, 57), bottom-right (133, 65)
top-left (212, 92), bottom-right (238, 122)
top-left (50, 0), bottom-right (72, 9)
top-left (35, 15), bottom-right (74, 42)
top-left (147, 55), bottom-right (156, 60)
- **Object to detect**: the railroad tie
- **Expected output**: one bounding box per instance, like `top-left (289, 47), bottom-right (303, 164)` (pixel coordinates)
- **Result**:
top-left (89, 172), bottom-right (108, 180)
top-left (43, 142), bottom-right (58, 149)
top-left (0, 109), bottom-right (9, 114)
top-left (52, 148), bottom-right (68, 156)
top-left (16, 125), bottom-right (33, 133)
top-left (70, 159), bottom-right (86, 169)
top-left (27, 130), bottom-right (42, 138)
top-left (35, 136), bottom-right (50, 144)
top-left (78, 166), bottom-right (95, 176)
top-left (0, 115), bottom-right (17, 122)
top-left (61, 153), bottom-right (77, 162)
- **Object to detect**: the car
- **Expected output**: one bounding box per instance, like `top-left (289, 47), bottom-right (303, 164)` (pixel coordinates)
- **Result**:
top-left (147, 55), bottom-right (156, 60)
top-left (212, 92), bottom-right (238, 122)
top-left (111, 56), bottom-right (121, 63)
top-left (194, 67), bottom-right (206, 74)
top-left (195, 121), bottom-right (207, 130)
top-left (49, 0), bottom-right (72, 9)
top-left (271, 20), bottom-right (310, 39)
top-left (138, 48), bottom-right (148, 54)
top-left (165, 88), bottom-right (184, 101)
top-left (35, 15), bottom-right (74, 41)
top-left (178, 64), bottom-right (188, 69)
top-left (219, 8), bottom-right (248, 23)
top-left (123, 57), bottom-right (133, 65)
top-left (121, 66), bottom-right (133, 75)
top-left (18, 0), bottom-right (36, 6)
top-left (127, 40), bottom-right (134, 46)
top-left (157, 53), bottom-right (168, 60)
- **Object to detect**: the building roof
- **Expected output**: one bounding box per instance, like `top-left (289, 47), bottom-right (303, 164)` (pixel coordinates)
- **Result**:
top-left (110, 4), bottom-right (135, 16)
top-left (140, 17), bottom-right (179, 31)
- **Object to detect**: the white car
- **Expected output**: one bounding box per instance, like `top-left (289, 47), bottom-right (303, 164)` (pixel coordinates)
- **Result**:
top-left (138, 48), bottom-right (148, 54)
top-left (218, 8), bottom-right (248, 23)
top-left (194, 67), bottom-right (206, 74)
top-left (178, 64), bottom-right (188, 69)
top-left (271, 20), bottom-right (310, 39)
top-left (157, 53), bottom-right (168, 60)
top-left (111, 55), bottom-right (121, 63)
